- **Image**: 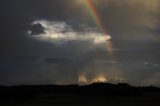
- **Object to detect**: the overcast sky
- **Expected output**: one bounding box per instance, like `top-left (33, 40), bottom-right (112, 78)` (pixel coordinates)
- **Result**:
top-left (0, 0), bottom-right (160, 86)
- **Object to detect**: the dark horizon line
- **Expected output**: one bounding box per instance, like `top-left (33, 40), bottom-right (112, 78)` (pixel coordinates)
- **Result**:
top-left (0, 82), bottom-right (160, 88)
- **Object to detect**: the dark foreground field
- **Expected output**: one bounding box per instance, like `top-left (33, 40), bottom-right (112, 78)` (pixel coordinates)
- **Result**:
top-left (0, 83), bottom-right (160, 106)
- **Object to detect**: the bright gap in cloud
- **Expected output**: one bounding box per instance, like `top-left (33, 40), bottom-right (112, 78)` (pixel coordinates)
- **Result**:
top-left (27, 20), bottom-right (111, 45)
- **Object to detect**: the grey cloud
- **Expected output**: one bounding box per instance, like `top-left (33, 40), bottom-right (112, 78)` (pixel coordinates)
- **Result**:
top-left (29, 23), bottom-right (45, 35)
top-left (0, 0), bottom-right (160, 86)
top-left (95, 0), bottom-right (160, 42)
top-left (45, 57), bottom-right (71, 65)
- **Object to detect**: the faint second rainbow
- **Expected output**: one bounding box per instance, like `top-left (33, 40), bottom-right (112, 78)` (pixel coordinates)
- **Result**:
top-left (82, 0), bottom-right (114, 56)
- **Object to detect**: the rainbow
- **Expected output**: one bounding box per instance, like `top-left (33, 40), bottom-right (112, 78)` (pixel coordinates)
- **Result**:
top-left (83, 0), bottom-right (114, 56)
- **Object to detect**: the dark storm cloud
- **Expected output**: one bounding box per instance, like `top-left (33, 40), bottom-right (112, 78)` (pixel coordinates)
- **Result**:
top-left (45, 57), bottom-right (71, 65)
top-left (29, 23), bottom-right (45, 35)
top-left (0, 0), bottom-right (160, 86)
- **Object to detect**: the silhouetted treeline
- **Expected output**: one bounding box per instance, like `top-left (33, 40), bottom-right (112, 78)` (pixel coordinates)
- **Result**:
top-left (0, 83), bottom-right (160, 101)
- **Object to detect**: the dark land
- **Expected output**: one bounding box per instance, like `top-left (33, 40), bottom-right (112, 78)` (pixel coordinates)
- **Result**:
top-left (0, 83), bottom-right (160, 106)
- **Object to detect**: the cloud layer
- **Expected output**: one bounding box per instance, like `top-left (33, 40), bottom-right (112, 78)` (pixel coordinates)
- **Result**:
top-left (0, 0), bottom-right (160, 86)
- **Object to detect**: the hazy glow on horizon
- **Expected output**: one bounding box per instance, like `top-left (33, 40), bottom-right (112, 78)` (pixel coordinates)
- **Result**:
top-left (78, 73), bottom-right (108, 84)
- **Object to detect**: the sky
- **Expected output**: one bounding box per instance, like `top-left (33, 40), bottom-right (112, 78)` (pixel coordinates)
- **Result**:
top-left (0, 0), bottom-right (160, 86)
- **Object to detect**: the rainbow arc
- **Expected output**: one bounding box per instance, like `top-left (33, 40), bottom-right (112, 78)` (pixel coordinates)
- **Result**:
top-left (83, 0), bottom-right (114, 56)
